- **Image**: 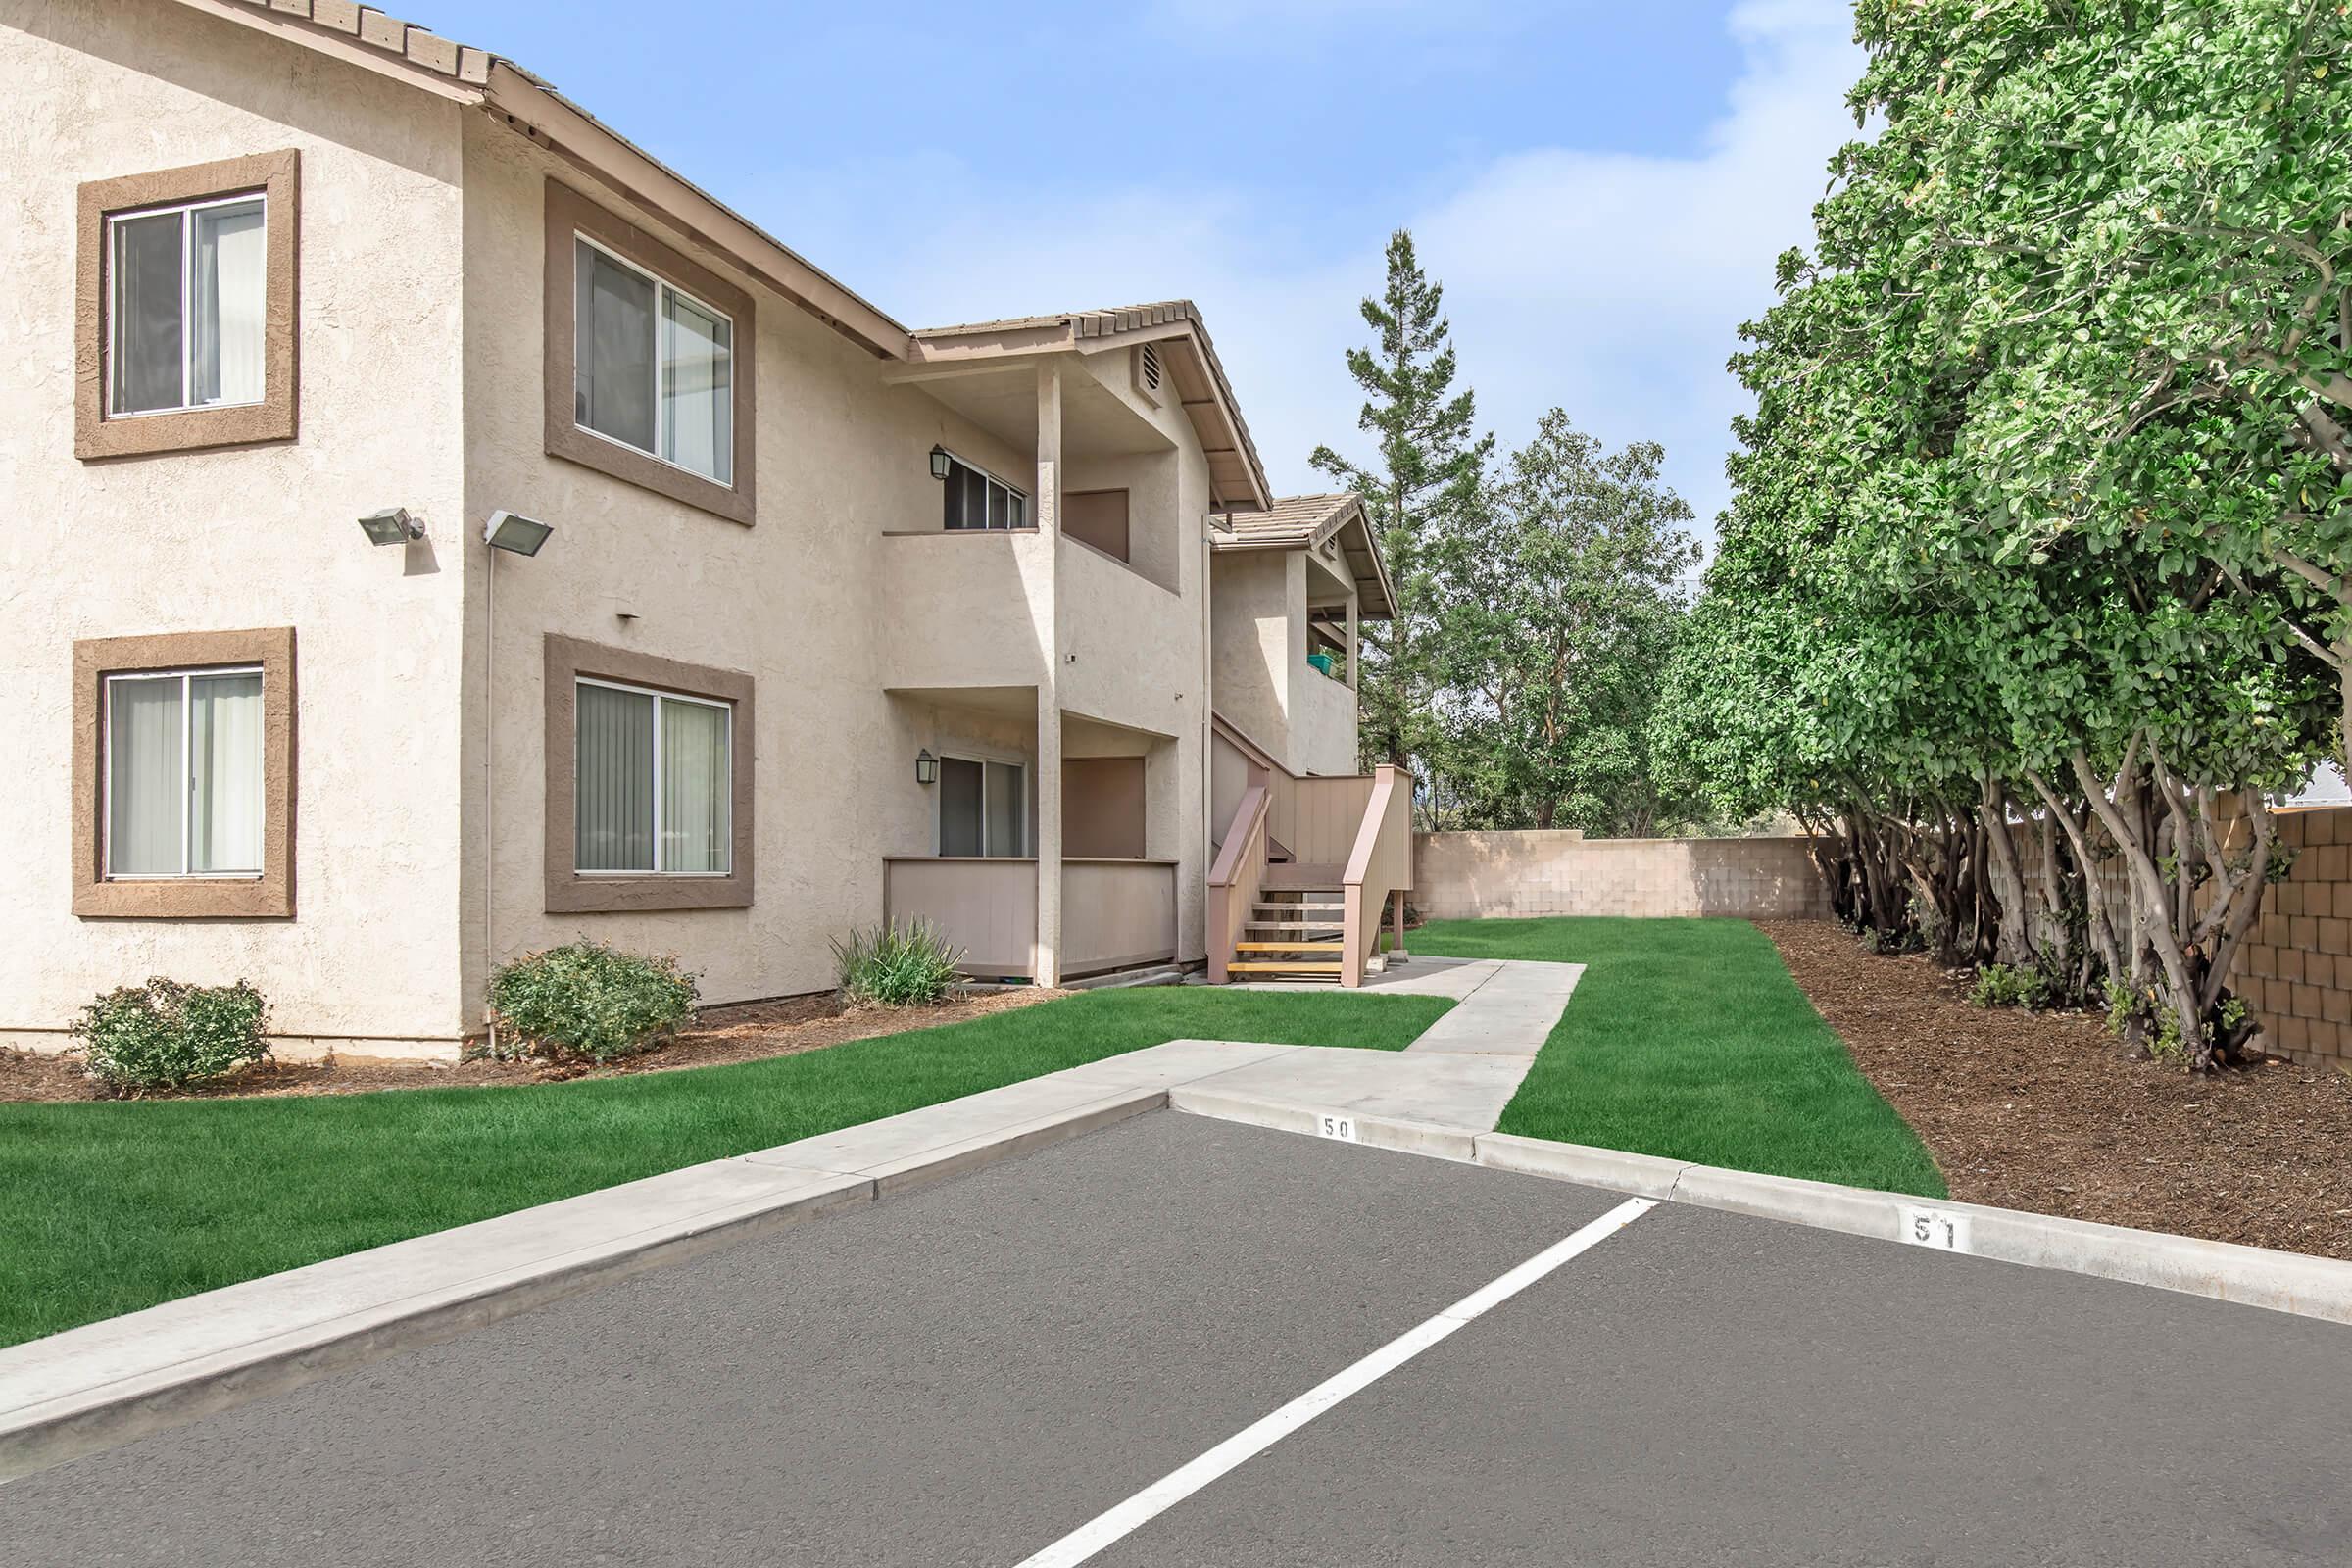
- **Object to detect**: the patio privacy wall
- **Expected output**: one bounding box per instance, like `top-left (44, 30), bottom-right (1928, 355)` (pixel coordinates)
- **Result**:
top-left (1412, 831), bottom-right (1830, 922)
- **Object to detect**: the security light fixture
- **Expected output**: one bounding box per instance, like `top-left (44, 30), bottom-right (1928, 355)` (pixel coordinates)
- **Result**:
top-left (483, 510), bottom-right (553, 557)
top-left (359, 507), bottom-right (423, 546)
top-left (915, 749), bottom-right (939, 786)
top-left (929, 445), bottom-right (952, 481)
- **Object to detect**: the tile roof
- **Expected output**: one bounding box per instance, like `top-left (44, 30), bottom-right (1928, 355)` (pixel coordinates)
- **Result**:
top-left (916, 301), bottom-right (1270, 512)
top-left (1211, 493), bottom-right (1358, 547)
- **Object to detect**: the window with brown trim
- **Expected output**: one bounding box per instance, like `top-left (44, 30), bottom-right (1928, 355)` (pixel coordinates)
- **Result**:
top-left (544, 636), bottom-right (755, 912)
top-left (543, 182), bottom-right (758, 525)
top-left (75, 151), bottom-right (300, 461)
top-left (73, 628), bottom-right (296, 918)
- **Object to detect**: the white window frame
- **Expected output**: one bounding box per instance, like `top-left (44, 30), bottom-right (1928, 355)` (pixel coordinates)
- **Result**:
top-left (574, 676), bottom-right (735, 877)
top-left (101, 665), bottom-right (266, 881)
top-left (103, 191), bottom-right (269, 420)
top-left (933, 749), bottom-right (1029, 858)
top-left (572, 231), bottom-right (737, 488)
top-left (938, 451), bottom-right (1031, 531)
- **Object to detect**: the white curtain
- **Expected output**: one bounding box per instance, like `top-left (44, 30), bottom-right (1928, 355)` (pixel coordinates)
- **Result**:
top-left (661, 700), bottom-right (731, 873)
top-left (661, 292), bottom-right (732, 483)
top-left (108, 677), bottom-right (183, 875)
top-left (576, 683), bottom-right (655, 871)
top-left (191, 200), bottom-right (266, 407)
top-left (986, 761), bottom-right (1024, 857)
top-left (190, 673), bottom-right (264, 873)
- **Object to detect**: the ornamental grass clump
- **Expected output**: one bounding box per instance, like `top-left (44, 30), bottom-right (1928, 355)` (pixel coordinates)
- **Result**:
top-left (74, 977), bottom-right (270, 1096)
top-left (485, 942), bottom-right (699, 1063)
top-left (831, 920), bottom-right (966, 1009)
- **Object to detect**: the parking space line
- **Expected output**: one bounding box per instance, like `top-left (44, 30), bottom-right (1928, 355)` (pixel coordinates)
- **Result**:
top-left (1011, 1196), bottom-right (1657, 1568)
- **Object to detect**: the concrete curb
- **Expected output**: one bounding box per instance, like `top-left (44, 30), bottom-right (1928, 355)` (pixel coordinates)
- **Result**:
top-left (1171, 1102), bottom-right (2352, 1326)
top-left (0, 1084), bottom-right (1167, 1484)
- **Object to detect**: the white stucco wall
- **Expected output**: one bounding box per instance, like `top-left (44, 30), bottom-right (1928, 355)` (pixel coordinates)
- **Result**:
top-left (0, 0), bottom-right (470, 1055)
top-left (1210, 550), bottom-right (1299, 767)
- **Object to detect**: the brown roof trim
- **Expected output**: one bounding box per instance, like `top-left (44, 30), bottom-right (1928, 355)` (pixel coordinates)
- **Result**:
top-left (1211, 494), bottom-right (1396, 619)
top-left (168, 0), bottom-right (914, 360)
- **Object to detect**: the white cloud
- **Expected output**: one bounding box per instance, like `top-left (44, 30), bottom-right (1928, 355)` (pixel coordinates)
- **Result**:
top-left (768, 1), bottom-right (1863, 544)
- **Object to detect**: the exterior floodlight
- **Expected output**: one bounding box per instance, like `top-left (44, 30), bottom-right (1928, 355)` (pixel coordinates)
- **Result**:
top-left (915, 748), bottom-right (939, 786)
top-left (929, 444), bottom-right (952, 481)
top-left (483, 510), bottom-right (553, 557)
top-left (359, 507), bottom-right (423, 545)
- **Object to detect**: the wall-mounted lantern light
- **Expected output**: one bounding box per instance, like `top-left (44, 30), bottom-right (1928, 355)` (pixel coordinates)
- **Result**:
top-left (484, 509), bottom-right (554, 557)
top-left (358, 507), bottom-right (424, 546)
top-left (929, 445), bottom-right (952, 481)
top-left (915, 749), bottom-right (939, 786)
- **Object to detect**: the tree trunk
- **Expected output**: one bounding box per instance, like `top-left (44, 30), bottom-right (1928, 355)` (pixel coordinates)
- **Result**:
top-left (1977, 774), bottom-right (2033, 967)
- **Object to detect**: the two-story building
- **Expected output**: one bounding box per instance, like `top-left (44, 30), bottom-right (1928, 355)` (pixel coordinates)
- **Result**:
top-left (0, 0), bottom-right (1407, 1061)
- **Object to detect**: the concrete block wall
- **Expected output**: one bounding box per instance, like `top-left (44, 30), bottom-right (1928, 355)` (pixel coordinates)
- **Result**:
top-left (1412, 831), bottom-right (1830, 923)
top-left (2230, 807), bottom-right (2352, 1073)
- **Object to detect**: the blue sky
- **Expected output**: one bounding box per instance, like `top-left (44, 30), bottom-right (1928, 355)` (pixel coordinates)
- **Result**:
top-left (453, 0), bottom-right (1864, 541)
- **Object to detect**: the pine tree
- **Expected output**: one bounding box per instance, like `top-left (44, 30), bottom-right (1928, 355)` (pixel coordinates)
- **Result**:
top-left (1312, 229), bottom-right (1492, 779)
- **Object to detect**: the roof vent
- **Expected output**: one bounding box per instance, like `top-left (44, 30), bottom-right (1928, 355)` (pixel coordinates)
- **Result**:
top-left (1133, 341), bottom-right (1165, 407)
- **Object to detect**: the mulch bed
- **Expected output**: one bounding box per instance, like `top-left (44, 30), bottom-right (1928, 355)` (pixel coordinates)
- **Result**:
top-left (1758, 918), bottom-right (2352, 1261)
top-left (0, 988), bottom-right (1064, 1104)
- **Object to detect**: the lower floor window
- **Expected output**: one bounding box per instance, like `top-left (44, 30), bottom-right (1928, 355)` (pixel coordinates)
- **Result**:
top-left (938, 755), bottom-right (1025, 857)
top-left (106, 667), bottom-right (264, 877)
top-left (575, 678), bottom-right (733, 874)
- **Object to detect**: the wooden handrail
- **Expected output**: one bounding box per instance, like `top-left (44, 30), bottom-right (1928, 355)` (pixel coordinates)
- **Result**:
top-left (1341, 764), bottom-right (1414, 987)
top-left (1206, 785), bottom-right (1272, 983)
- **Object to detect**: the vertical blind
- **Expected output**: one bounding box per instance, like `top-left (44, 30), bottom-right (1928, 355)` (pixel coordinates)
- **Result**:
top-left (575, 680), bottom-right (731, 875)
top-left (106, 670), bottom-right (264, 878)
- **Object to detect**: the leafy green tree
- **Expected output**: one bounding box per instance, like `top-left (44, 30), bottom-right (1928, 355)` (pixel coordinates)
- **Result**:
top-left (1431, 411), bottom-right (1697, 834)
top-left (1313, 229), bottom-right (1494, 781)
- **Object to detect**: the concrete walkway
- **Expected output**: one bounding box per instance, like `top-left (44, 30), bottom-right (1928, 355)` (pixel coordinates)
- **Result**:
top-left (1191, 956), bottom-right (1581, 1130)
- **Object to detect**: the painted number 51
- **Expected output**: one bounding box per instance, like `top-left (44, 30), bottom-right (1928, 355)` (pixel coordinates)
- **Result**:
top-left (1899, 1205), bottom-right (1970, 1252)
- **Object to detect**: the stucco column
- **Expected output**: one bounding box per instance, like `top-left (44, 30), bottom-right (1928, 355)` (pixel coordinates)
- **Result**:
top-left (1034, 361), bottom-right (1065, 987)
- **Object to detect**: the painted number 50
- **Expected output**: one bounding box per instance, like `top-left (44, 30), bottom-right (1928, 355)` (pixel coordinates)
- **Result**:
top-left (1316, 1114), bottom-right (1358, 1143)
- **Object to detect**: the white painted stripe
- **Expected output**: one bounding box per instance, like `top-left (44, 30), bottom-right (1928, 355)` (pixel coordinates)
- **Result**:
top-left (1011, 1196), bottom-right (1656, 1568)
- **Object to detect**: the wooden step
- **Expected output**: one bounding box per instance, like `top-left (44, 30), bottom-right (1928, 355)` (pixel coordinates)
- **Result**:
top-left (1229, 961), bottom-right (1344, 975)
top-left (1246, 922), bottom-right (1343, 934)
top-left (1236, 941), bottom-right (1342, 953)
top-left (1262, 862), bottom-right (1346, 891)
top-left (1253, 901), bottom-right (1344, 913)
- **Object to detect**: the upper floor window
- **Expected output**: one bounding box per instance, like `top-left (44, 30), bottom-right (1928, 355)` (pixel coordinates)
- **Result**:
top-left (574, 237), bottom-right (734, 486)
top-left (108, 195), bottom-right (267, 416)
top-left (941, 454), bottom-right (1028, 530)
top-left (76, 151), bottom-right (300, 461)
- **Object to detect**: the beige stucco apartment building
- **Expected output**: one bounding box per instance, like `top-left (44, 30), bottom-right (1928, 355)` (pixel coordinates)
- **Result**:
top-left (0, 0), bottom-right (1402, 1060)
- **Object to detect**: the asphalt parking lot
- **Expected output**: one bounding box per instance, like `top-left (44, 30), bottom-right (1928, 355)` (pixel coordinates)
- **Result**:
top-left (5, 1112), bottom-right (2348, 1566)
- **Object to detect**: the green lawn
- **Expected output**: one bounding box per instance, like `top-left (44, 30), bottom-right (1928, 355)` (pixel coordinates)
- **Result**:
top-left (0, 987), bottom-right (1448, 1348)
top-left (1411, 916), bottom-right (1946, 1198)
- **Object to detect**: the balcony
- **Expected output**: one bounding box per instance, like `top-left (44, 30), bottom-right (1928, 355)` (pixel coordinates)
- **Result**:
top-left (879, 527), bottom-right (1054, 692)
top-left (1290, 652), bottom-right (1359, 777)
top-left (881, 856), bottom-right (1177, 982)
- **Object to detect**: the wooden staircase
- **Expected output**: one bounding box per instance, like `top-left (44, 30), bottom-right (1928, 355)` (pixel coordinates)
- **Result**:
top-left (1230, 874), bottom-right (1348, 979)
top-left (1205, 756), bottom-right (1414, 988)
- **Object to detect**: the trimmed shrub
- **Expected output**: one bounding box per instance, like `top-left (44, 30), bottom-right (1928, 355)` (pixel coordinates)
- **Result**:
top-left (74, 977), bottom-right (270, 1095)
top-left (486, 942), bottom-right (699, 1063)
top-left (832, 920), bottom-right (966, 1008)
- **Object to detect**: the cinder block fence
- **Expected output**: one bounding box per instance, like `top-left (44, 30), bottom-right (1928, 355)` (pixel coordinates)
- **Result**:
top-left (1411, 831), bottom-right (1828, 923)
